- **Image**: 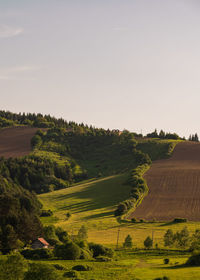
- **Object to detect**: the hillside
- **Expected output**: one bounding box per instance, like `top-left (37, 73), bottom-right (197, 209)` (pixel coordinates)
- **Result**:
top-left (39, 173), bottom-right (129, 232)
top-left (129, 142), bottom-right (200, 221)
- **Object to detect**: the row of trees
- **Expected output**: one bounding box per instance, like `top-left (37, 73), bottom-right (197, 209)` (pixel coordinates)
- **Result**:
top-left (164, 227), bottom-right (200, 250)
top-left (188, 133), bottom-right (199, 142)
top-left (123, 234), bottom-right (153, 249)
top-left (123, 226), bottom-right (200, 250)
top-left (146, 129), bottom-right (181, 140)
top-left (115, 164), bottom-right (150, 216)
top-left (0, 110), bottom-right (139, 138)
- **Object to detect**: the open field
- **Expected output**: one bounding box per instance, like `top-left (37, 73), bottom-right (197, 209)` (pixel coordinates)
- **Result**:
top-left (1, 251), bottom-right (200, 280)
top-left (39, 173), bottom-right (131, 233)
top-left (39, 252), bottom-right (200, 280)
top-left (130, 142), bottom-right (200, 222)
top-left (39, 172), bottom-right (200, 247)
top-left (0, 126), bottom-right (38, 158)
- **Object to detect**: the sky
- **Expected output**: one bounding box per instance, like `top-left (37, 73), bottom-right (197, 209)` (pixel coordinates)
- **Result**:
top-left (1, 0), bottom-right (200, 137)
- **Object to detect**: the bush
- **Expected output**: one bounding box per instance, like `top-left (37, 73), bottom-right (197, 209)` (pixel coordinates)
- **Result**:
top-left (154, 277), bottom-right (170, 280)
top-left (114, 199), bottom-right (134, 216)
top-left (80, 248), bottom-right (93, 260)
top-left (131, 218), bottom-right (137, 223)
top-left (0, 252), bottom-right (27, 280)
top-left (114, 164), bottom-right (150, 216)
top-left (164, 258), bottom-right (169, 264)
top-left (186, 253), bottom-right (200, 266)
top-left (54, 241), bottom-right (81, 260)
top-left (173, 218), bottom-right (187, 223)
top-left (55, 227), bottom-right (69, 243)
top-left (21, 249), bottom-right (53, 260)
top-left (95, 256), bottom-right (112, 262)
top-left (24, 263), bottom-right (61, 280)
top-left (65, 212), bottom-right (71, 220)
top-left (53, 264), bottom-right (65, 270)
top-left (31, 135), bottom-right (42, 149)
top-left (72, 265), bottom-right (92, 271)
top-left (89, 243), bottom-right (114, 258)
top-left (40, 209), bottom-right (53, 217)
top-left (63, 270), bottom-right (80, 278)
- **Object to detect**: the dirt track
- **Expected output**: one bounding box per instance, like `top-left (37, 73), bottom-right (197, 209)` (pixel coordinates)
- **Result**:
top-left (129, 142), bottom-right (200, 221)
top-left (0, 127), bottom-right (38, 158)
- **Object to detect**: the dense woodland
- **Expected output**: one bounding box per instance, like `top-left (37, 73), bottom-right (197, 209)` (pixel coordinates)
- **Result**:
top-left (0, 176), bottom-right (42, 253)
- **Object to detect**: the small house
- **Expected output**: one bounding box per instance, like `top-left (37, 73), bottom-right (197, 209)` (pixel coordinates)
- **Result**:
top-left (31, 237), bottom-right (49, 249)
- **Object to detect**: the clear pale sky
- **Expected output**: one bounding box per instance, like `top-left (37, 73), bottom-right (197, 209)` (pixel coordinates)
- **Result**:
top-left (1, 0), bottom-right (200, 137)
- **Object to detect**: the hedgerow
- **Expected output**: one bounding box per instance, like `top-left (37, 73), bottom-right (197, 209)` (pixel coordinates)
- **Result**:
top-left (114, 164), bottom-right (150, 216)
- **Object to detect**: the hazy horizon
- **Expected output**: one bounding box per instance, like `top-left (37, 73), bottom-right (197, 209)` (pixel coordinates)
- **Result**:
top-left (1, 0), bottom-right (200, 138)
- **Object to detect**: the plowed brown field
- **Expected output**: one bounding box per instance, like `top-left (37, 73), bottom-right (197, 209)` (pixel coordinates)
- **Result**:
top-left (129, 142), bottom-right (200, 221)
top-left (0, 126), bottom-right (38, 158)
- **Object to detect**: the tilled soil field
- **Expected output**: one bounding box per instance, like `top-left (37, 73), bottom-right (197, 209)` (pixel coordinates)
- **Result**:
top-left (0, 126), bottom-right (38, 158)
top-left (129, 142), bottom-right (200, 221)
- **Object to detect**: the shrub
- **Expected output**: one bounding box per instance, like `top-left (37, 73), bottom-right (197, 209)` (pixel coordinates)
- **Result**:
top-left (186, 253), bottom-right (200, 266)
top-left (0, 252), bottom-right (27, 280)
top-left (40, 209), bottom-right (53, 217)
top-left (114, 202), bottom-right (128, 216)
top-left (31, 135), bottom-right (42, 149)
top-left (53, 264), bottom-right (65, 270)
top-left (55, 227), bottom-right (69, 243)
top-left (54, 241), bottom-right (81, 260)
top-left (21, 249), bottom-right (53, 260)
top-left (63, 270), bottom-right (80, 278)
top-left (80, 248), bottom-right (93, 260)
top-left (24, 263), bottom-right (61, 280)
top-left (173, 218), bottom-right (187, 223)
top-left (154, 277), bottom-right (170, 280)
top-left (89, 243), bottom-right (114, 258)
top-left (131, 218), bottom-right (137, 223)
top-left (114, 200), bottom-right (134, 216)
top-left (72, 265), bottom-right (92, 271)
top-left (65, 212), bottom-right (71, 220)
top-left (114, 164), bottom-right (150, 216)
top-left (164, 258), bottom-right (170, 264)
top-left (95, 256), bottom-right (112, 262)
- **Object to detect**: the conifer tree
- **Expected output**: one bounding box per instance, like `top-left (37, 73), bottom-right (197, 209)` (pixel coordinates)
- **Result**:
top-left (123, 234), bottom-right (133, 248)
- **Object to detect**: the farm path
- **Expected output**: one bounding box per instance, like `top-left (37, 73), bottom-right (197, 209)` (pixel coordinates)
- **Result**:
top-left (130, 142), bottom-right (200, 221)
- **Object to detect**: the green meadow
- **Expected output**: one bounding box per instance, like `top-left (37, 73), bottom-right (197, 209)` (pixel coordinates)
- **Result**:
top-left (39, 174), bottom-right (200, 246)
top-left (37, 173), bottom-right (200, 280)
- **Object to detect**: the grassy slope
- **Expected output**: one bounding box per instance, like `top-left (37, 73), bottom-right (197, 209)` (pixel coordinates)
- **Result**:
top-left (39, 173), bottom-right (130, 232)
top-left (38, 139), bottom-right (200, 280)
top-left (39, 170), bottom-right (200, 249)
top-left (2, 252), bottom-right (200, 280)
top-left (39, 139), bottom-right (185, 245)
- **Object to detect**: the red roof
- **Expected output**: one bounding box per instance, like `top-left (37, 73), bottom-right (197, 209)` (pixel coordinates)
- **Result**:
top-left (37, 237), bottom-right (49, 246)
